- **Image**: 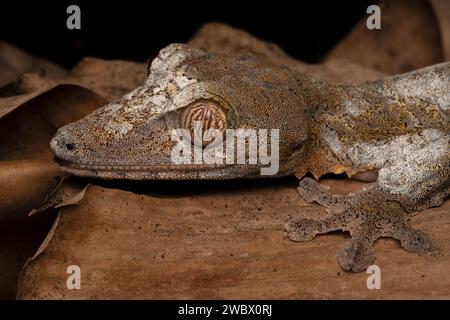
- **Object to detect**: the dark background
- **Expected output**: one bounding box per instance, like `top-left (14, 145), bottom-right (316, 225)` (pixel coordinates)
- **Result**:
top-left (0, 0), bottom-right (376, 68)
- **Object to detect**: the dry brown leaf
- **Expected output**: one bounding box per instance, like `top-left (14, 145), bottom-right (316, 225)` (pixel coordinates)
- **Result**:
top-left (0, 57), bottom-right (143, 225)
top-left (189, 22), bottom-right (385, 83)
top-left (29, 179), bottom-right (89, 216)
top-left (23, 85), bottom-right (107, 129)
top-left (0, 73), bottom-right (57, 119)
top-left (0, 74), bottom-right (107, 121)
top-left (431, 0), bottom-right (450, 60)
top-left (0, 41), bottom-right (66, 88)
top-left (0, 212), bottom-right (57, 300)
top-left (0, 107), bottom-right (56, 160)
top-left (69, 57), bottom-right (147, 101)
top-left (0, 55), bottom-right (127, 299)
top-left (325, 0), bottom-right (443, 74)
top-left (0, 160), bottom-right (61, 221)
top-left (188, 22), bottom-right (309, 69)
top-left (0, 74), bottom-right (107, 162)
top-left (17, 179), bottom-right (450, 299)
top-left (0, 56), bottom-right (143, 162)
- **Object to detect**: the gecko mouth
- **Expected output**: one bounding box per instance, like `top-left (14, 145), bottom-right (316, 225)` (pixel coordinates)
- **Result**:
top-left (56, 159), bottom-right (243, 180)
top-left (58, 160), bottom-right (227, 171)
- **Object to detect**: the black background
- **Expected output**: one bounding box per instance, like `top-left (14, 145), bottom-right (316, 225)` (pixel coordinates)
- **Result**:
top-left (0, 300), bottom-right (441, 318)
top-left (0, 0), bottom-right (376, 68)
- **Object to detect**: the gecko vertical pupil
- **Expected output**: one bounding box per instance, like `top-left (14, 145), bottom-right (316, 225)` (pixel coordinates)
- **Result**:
top-left (180, 99), bottom-right (227, 146)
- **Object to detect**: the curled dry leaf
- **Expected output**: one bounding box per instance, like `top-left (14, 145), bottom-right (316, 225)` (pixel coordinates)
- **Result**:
top-left (0, 41), bottom-right (67, 87)
top-left (431, 0), bottom-right (450, 60)
top-left (189, 22), bottom-right (384, 83)
top-left (0, 58), bottom-right (128, 298)
top-left (0, 211), bottom-right (57, 300)
top-left (0, 106), bottom-right (56, 160)
top-left (69, 57), bottom-right (147, 101)
top-left (0, 55), bottom-right (148, 223)
top-left (0, 57), bottom-right (144, 219)
top-left (16, 179), bottom-right (450, 299)
top-left (0, 73), bottom-right (107, 122)
top-left (0, 160), bottom-right (61, 221)
top-left (0, 73), bottom-right (107, 221)
top-left (0, 67), bottom-right (111, 297)
top-left (29, 179), bottom-right (90, 216)
top-left (0, 86), bottom-right (107, 161)
top-left (20, 84), bottom-right (108, 130)
top-left (0, 73), bottom-right (57, 119)
top-left (325, 0), bottom-right (444, 74)
top-left (188, 22), bottom-right (309, 69)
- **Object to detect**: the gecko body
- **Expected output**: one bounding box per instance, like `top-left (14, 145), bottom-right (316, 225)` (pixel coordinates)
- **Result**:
top-left (51, 44), bottom-right (450, 272)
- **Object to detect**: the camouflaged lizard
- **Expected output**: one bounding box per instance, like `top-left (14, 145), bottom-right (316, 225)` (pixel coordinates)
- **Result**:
top-left (50, 43), bottom-right (450, 272)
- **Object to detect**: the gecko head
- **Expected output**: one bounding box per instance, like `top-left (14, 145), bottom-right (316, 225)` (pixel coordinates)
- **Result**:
top-left (51, 44), bottom-right (309, 180)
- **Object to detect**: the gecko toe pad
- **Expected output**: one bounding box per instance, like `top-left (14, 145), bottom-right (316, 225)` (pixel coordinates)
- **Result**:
top-left (400, 229), bottom-right (432, 254)
top-left (285, 218), bottom-right (321, 242)
top-left (338, 237), bottom-right (375, 272)
top-left (285, 177), bottom-right (433, 272)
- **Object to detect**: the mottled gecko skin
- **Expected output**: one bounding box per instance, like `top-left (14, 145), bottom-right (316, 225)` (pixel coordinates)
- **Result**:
top-left (51, 44), bottom-right (450, 272)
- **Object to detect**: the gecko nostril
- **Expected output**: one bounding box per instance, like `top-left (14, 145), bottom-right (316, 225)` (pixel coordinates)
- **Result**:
top-left (65, 143), bottom-right (76, 151)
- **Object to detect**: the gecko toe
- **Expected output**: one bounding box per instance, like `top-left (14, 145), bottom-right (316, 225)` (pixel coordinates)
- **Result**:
top-left (285, 218), bottom-right (321, 242)
top-left (338, 237), bottom-right (375, 273)
top-left (400, 229), bottom-right (432, 254)
top-left (297, 178), bottom-right (326, 203)
top-left (289, 180), bottom-right (437, 272)
top-left (297, 177), bottom-right (346, 209)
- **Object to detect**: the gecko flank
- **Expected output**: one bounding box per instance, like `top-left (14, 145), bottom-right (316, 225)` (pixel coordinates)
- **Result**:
top-left (51, 44), bottom-right (450, 272)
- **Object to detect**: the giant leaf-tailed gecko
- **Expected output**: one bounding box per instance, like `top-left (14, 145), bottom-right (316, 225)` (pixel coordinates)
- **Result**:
top-left (50, 44), bottom-right (449, 272)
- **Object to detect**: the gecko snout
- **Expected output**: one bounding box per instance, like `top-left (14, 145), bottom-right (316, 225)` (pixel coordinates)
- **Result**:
top-left (50, 127), bottom-right (79, 161)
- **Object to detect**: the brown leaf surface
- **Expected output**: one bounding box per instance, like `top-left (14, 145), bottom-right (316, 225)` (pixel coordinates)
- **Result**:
top-left (189, 23), bottom-right (385, 83)
top-left (0, 56), bottom-right (145, 222)
top-left (69, 57), bottom-right (147, 101)
top-left (0, 41), bottom-right (67, 87)
top-left (0, 88), bottom-right (107, 160)
top-left (0, 212), bottom-right (57, 300)
top-left (431, 0), bottom-right (450, 60)
top-left (325, 0), bottom-right (444, 74)
top-left (0, 73), bottom-right (57, 119)
top-left (29, 179), bottom-right (89, 216)
top-left (0, 106), bottom-right (56, 160)
top-left (0, 56), bottom-right (144, 121)
top-left (0, 56), bottom-right (146, 298)
top-left (17, 179), bottom-right (450, 299)
top-left (0, 160), bottom-right (61, 221)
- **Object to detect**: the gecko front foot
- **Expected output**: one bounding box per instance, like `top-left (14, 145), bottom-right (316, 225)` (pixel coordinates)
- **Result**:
top-left (285, 178), bottom-right (433, 272)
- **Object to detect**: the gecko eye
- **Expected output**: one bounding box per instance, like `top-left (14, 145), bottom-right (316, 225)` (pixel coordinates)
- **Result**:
top-left (179, 99), bottom-right (227, 146)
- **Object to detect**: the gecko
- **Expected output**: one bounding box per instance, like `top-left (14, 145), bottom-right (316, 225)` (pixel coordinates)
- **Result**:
top-left (50, 43), bottom-right (450, 272)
